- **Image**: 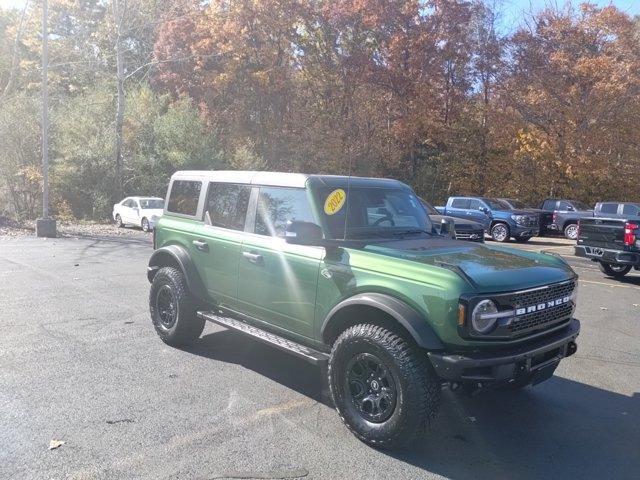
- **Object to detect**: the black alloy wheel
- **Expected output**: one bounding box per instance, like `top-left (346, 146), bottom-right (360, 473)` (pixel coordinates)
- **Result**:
top-left (155, 285), bottom-right (177, 329)
top-left (345, 353), bottom-right (397, 423)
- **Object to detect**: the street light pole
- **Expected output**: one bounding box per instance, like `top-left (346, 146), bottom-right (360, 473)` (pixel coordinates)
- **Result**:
top-left (36, 0), bottom-right (56, 237)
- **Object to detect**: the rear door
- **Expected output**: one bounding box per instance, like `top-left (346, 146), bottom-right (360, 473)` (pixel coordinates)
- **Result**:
top-left (236, 186), bottom-right (322, 339)
top-left (190, 182), bottom-right (252, 308)
top-left (446, 198), bottom-right (470, 219)
top-left (596, 202), bottom-right (621, 218)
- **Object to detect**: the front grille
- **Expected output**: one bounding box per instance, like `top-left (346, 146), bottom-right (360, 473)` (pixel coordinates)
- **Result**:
top-left (505, 280), bottom-right (576, 337)
top-left (509, 303), bottom-right (573, 335)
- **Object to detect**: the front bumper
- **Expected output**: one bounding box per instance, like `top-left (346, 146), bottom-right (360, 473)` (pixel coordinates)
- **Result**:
top-left (428, 319), bottom-right (580, 384)
top-left (575, 245), bottom-right (640, 266)
top-left (512, 224), bottom-right (540, 237)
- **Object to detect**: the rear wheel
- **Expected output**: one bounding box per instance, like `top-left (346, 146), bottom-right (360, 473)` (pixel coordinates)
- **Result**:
top-left (149, 267), bottom-right (205, 346)
top-left (599, 262), bottom-right (631, 278)
top-left (490, 223), bottom-right (510, 242)
top-left (329, 324), bottom-right (440, 449)
top-left (564, 223), bottom-right (579, 240)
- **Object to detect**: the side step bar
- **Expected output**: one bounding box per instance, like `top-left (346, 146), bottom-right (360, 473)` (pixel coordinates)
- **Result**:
top-left (197, 311), bottom-right (329, 366)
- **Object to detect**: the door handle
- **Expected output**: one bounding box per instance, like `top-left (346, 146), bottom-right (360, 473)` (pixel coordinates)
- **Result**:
top-left (242, 251), bottom-right (264, 264)
top-left (192, 239), bottom-right (209, 252)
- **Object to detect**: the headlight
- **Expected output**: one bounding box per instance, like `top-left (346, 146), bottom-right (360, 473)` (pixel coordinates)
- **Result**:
top-left (471, 299), bottom-right (499, 334)
top-left (510, 214), bottom-right (526, 225)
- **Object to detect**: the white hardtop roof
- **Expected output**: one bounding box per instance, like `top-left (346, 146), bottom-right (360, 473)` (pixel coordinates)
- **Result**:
top-left (171, 170), bottom-right (404, 189)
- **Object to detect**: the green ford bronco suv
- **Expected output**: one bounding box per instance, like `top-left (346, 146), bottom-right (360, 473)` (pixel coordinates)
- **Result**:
top-left (147, 171), bottom-right (580, 448)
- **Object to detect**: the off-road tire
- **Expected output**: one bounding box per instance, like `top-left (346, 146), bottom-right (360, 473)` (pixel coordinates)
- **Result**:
top-left (141, 217), bottom-right (150, 232)
top-left (115, 214), bottom-right (123, 228)
top-left (328, 324), bottom-right (440, 449)
top-left (564, 223), bottom-right (579, 240)
top-left (490, 222), bottom-right (510, 242)
top-left (149, 267), bottom-right (205, 346)
top-left (599, 262), bottom-right (631, 278)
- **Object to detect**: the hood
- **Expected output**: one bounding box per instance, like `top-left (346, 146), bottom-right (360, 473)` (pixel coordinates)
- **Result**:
top-left (361, 238), bottom-right (573, 293)
top-left (505, 209), bottom-right (538, 216)
top-left (430, 214), bottom-right (483, 229)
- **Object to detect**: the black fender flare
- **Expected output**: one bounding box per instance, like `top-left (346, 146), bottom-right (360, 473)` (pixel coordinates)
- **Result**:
top-left (321, 293), bottom-right (445, 350)
top-left (147, 245), bottom-right (207, 300)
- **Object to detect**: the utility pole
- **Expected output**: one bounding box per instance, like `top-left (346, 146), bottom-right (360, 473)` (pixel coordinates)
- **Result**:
top-left (36, 0), bottom-right (56, 237)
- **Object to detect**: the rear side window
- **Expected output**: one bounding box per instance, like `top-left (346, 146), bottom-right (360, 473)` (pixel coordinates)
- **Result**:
top-left (451, 198), bottom-right (469, 209)
top-left (167, 180), bottom-right (202, 216)
top-left (599, 203), bottom-right (618, 214)
top-left (255, 187), bottom-right (315, 237)
top-left (622, 204), bottom-right (639, 216)
top-left (204, 183), bottom-right (251, 230)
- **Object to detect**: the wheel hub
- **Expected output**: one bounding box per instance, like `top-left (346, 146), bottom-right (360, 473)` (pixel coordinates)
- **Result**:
top-left (156, 285), bottom-right (177, 329)
top-left (345, 353), bottom-right (397, 423)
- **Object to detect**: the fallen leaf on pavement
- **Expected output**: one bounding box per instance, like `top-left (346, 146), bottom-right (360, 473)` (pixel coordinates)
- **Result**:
top-left (49, 440), bottom-right (65, 450)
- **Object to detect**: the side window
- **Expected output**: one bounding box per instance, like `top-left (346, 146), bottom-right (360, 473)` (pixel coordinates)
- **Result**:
top-left (543, 200), bottom-right (556, 211)
top-left (622, 204), bottom-right (639, 216)
top-left (468, 199), bottom-right (482, 210)
top-left (558, 201), bottom-right (571, 211)
top-left (255, 187), bottom-right (315, 237)
top-left (204, 183), bottom-right (251, 231)
top-left (599, 203), bottom-right (618, 215)
top-left (451, 198), bottom-right (469, 209)
top-left (167, 180), bottom-right (202, 216)
top-left (122, 199), bottom-right (131, 207)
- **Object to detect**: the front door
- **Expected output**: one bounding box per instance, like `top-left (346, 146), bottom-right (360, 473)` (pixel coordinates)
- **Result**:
top-left (237, 186), bottom-right (322, 339)
top-left (189, 182), bottom-right (252, 308)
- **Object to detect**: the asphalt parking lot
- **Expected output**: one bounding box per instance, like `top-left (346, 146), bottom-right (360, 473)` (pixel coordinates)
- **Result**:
top-left (1, 234), bottom-right (639, 480)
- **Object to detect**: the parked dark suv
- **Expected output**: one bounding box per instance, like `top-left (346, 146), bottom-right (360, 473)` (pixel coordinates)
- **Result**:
top-left (539, 199), bottom-right (593, 240)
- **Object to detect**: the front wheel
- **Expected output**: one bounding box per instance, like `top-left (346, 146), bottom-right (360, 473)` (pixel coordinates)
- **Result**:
top-left (149, 267), bottom-right (206, 346)
top-left (115, 214), bottom-right (123, 228)
top-left (329, 324), bottom-right (441, 449)
top-left (141, 217), bottom-right (150, 232)
top-left (599, 262), bottom-right (631, 278)
top-left (564, 223), bottom-right (579, 240)
top-left (490, 223), bottom-right (510, 242)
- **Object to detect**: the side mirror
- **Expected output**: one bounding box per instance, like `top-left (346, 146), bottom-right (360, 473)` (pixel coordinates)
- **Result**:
top-left (567, 206), bottom-right (575, 212)
top-left (284, 220), bottom-right (323, 246)
top-left (440, 218), bottom-right (456, 239)
top-left (479, 206), bottom-right (489, 214)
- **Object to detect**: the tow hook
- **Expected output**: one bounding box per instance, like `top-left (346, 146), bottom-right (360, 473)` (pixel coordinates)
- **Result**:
top-left (567, 341), bottom-right (578, 357)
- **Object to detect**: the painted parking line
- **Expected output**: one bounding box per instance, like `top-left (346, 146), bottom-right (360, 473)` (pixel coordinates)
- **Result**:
top-left (579, 279), bottom-right (640, 291)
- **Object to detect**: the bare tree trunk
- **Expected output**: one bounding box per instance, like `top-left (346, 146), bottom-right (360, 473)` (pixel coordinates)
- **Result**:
top-left (113, 0), bottom-right (126, 200)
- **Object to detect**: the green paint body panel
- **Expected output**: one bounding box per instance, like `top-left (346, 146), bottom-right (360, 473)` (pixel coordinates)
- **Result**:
top-left (153, 178), bottom-right (577, 351)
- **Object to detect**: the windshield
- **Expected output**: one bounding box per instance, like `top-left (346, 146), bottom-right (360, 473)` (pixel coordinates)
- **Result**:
top-left (483, 198), bottom-right (510, 210)
top-left (570, 201), bottom-right (590, 211)
top-left (140, 199), bottom-right (164, 209)
top-left (312, 186), bottom-right (432, 240)
top-left (418, 198), bottom-right (440, 216)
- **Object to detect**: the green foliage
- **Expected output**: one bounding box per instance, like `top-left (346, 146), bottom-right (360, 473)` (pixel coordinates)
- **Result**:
top-left (52, 83), bottom-right (222, 219)
top-left (0, 93), bottom-right (42, 219)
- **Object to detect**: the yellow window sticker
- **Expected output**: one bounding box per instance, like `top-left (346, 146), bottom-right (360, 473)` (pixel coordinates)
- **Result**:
top-left (324, 189), bottom-right (347, 215)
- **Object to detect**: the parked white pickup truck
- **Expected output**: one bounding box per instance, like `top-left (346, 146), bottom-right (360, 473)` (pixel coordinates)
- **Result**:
top-left (113, 197), bottom-right (164, 232)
